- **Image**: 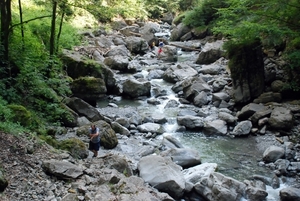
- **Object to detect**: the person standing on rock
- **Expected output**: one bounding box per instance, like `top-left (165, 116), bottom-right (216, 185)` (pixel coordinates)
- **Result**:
top-left (158, 39), bottom-right (164, 58)
top-left (89, 124), bottom-right (100, 158)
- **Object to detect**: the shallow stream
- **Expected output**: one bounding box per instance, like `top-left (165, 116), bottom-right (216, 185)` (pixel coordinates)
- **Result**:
top-left (97, 51), bottom-right (287, 201)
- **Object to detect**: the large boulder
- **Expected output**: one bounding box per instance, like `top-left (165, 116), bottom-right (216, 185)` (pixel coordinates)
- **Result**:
top-left (253, 92), bottom-right (282, 103)
top-left (111, 122), bottom-right (130, 136)
top-left (203, 119), bottom-right (228, 135)
top-left (162, 63), bottom-right (198, 83)
top-left (231, 120), bottom-right (252, 136)
top-left (160, 148), bottom-right (202, 168)
top-left (170, 22), bottom-right (191, 41)
top-left (139, 22), bottom-right (161, 44)
top-left (58, 138), bottom-right (89, 159)
top-left (125, 36), bottom-right (149, 54)
top-left (122, 78), bottom-right (151, 98)
top-left (97, 120), bottom-right (119, 149)
top-left (183, 163), bottom-right (218, 191)
top-left (64, 97), bottom-right (104, 122)
top-left (137, 122), bottom-right (165, 134)
top-left (194, 172), bottom-right (246, 201)
top-left (61, 49), bottom-right (103, 79)
top-left (61, 49), bottom-right (117, 93)
top-left (138, 155), bottom-right (185, 199)
top-left (104, 45), bottom-right (131, 57)
top-left (182, 76), bottom-right (211, 102)
top-left (196, 40), bottom-right (224, 65)
top-left (158, 45), bottom-right (178, 62)
top-left (280, 187), bottom-right (300, 201)
top-left (177, 115), bottom-right (204, 130)
top-left (262, 145), bottom-right (285, 163)
top-left (268, 107), bottom-right (294, 131)
top-left (70, 76), bottom-right (107, 103)
top-left (237, 103), bottom-right (266, 120)
top-left (104, 55), bottom-right (130, 72)
top-left (42, 159), bottom-right (83, 179)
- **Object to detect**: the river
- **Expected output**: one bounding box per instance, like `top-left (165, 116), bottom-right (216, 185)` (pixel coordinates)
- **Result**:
top-left (96, 48), bottom-right (294, 200)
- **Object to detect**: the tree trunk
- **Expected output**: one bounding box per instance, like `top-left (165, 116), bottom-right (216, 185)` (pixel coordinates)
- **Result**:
top-left (18, 0), bottom-right (25, 49)
top-left (0, 0), bottom-right (12, 79)
top-left (49, 0), bottom-right (57, 56)
top-left (56, 12), bottom-right (65, 53)
top-left (0, 0), bottom-right (12, 62)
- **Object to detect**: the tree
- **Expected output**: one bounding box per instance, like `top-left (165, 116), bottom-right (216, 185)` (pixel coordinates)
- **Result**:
top-left (213, 0), bottom-right (300, 91)
top-left (0, 0), bottom-right (12, 65)
top-left (18, 0), bottom-right (25, 49)
top-left (49, 0), bottom-right (57, 57)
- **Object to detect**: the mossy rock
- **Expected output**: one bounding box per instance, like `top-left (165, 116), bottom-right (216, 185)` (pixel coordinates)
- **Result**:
top-left (71, 76), bottom-right (107, 94)
top-left (61, 50), bottom-right (103, 79)
top-left (7, 104), bottom-right (32, 127)
top-left (58, 138), bottom-right (88, 159)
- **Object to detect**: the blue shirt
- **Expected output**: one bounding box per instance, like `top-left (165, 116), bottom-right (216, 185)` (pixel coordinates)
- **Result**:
top-left (90, 127), bottom-right (100, 143)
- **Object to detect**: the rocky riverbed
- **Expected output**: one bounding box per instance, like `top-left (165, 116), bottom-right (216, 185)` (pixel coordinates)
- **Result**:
top-left (1, 19), bottom-right (300, 201)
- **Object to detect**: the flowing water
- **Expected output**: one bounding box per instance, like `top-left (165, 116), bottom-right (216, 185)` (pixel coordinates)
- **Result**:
top-left (97, 51), bottom-right (286, 200)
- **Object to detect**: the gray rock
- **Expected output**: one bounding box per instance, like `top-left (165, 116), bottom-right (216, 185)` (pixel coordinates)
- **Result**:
top-left (203, 119), bottom-right (228, 135)
top-left (122, 78), bottom-right (151, 98)
top-left (65, 97), bottom-right (104, 122)
top-left (194, 172), bottom-right (246, 201)
top-left (160, 148), bottom-right (202, 168)
top-left (280, 187), bottom-right (300, 201)
top-left (268, 107), bottom-right (294, 131)
top-left (231, 120), bottom-right (252, 136)
top-left (137, 122), bottom-right (165, 134)
top-left (263, 146), bottom-right (285, 163)
top-left (42, 160), bottom-right (83, 179)
top-left (177, 115), bottom-right (204, 129)
top-left (138, 155), bottom-right (185, 199)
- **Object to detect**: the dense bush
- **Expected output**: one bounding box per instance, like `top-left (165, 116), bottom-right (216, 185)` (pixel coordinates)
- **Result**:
top-left (182, 0), bottom-right (227, 28)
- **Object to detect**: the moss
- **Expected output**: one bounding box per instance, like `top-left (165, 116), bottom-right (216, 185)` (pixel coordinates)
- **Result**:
top-left (58, 138), bottom-right (86, 150)
top-left (58, 138), bottom-right (87, 159)
top-left (71, 76), bottom-right (106, 94)
top-left (7, 104), bottom-right (32, 127)
top-left (38, 135), bottom-right (59, 148)
top-left (62, 54), bottom-right (103, 79)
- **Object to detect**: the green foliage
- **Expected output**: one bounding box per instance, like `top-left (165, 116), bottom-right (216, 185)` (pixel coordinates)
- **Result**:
top-left (0, 96), bottom-right (29, 134)
top-left (178, 0), bottom-right (200, 11)
top-left (212, 0), bottom-right (300, 91)
top-left (38, 134), bottom-right (59, 148)
top-left (144, 0), bottom-right (180, 18)
top-left (282, 50), bottom-right (300, 91)
top-left (7, 104), bottom-right (32, 127)
top-left (182, 0), bottom-right (227, 28)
